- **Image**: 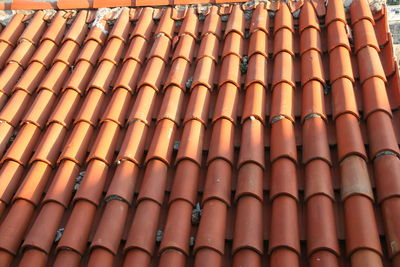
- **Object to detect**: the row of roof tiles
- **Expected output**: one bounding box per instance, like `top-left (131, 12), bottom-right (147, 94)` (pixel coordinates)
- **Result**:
top-left (0, 0), bottom-right (398, 267)
top-left (0, 0), bottom-right (318, 11)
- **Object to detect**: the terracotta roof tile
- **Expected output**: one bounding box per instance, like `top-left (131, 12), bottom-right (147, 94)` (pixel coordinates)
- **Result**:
top-left (0, 1), bottom-right (399, 266)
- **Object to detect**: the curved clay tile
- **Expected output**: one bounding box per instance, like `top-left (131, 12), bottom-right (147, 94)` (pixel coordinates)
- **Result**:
top-left (349, 0), bottom-right (375, 26)
top-left (191, 57), bottom-right (216, 90)
top-left (73, 160), bottom-right (110, 205)
top-left (58, 122), bottom-right (94, 164)
top-left (302, 116), bottom-right (331, 165)
top-left (340, 155), bottom-right (374, 201)
top-left (343, 195), bottom-right (383, 257)
top-left (274, 3), bottom-right (294, 34)
top-left (299, 0), bottom-right (320, 33)
top-left (0, 48), bottom-right (15, 72)
top-left (0, 63), bottom-right (23, 98)
top-left (116, 121), bottom-right (147, 165)
top-left (7, 40), bottom-right (36, 68)
top-left (13, 161), bottom-right (53, 205)
top-left (335, 114), bottom-right (367, 162)
top-left (130, 7), bottom-right (154, 41)
top-left (329, 46), bottom-right (355, 84)
top-left (84, 20), bottom-right (109, 45)
top-left (222, 32), bottom-right (244, 59)
top-left (197, 33), bottom-right (219, 62)
top-left (374, 12), bottom-right (389, 47)
top-left (0, 161), bottom-right (24, 211)
top-left (224, 5), bottom-right (245, 38)
top-left (1, 123), bottom-right (40, 166)
top-left (362, 77), bottom-right (392, 119)
top-left (310, 0), bottom-right (326, 17)
top-left (148, 34), bottom-right (172, 62)
top-left (273, 28), bottom-right (294, 56)
top-left (159, 200), bottom-right (193, 255)
top-left (235, 162), bottom-right (264, 201)
top-left (380, 198), bottom-right (400, 259)
top-left (379, 40), bottom-right (397, 77)
top-left (164, 59), bottom-right (191, 92)
top-left (0, 13), bottom-right (25, 46)
top-left (43, 62), bottom-right (73, 91)
top-left (248, 30), bottom-right (268, 58)
top-left (169, 160), bottom-right (200, 205)
top-left (270, 119), bottom-right (297, 163)
top-left (14, 62), bottom-right (47, 94)
top-left (232, 196), bottom-right (263, 253)
top-left (353, 19), bottom-right (380, 53)
top-left (237, 118), bottom-right (264, 168)
top-left (270, 158), bottom-right (299, 201)
top-left (300, 27), bottom-right (322, 55)
top-left (268, 195), bottom-right (301, 254)
top-left (331, 77), bottom-right (359, 119)
top-left (47, 90), bottom-right (80, 127)
top-left (178, 7), bottom-right (199, 39)
top-left (90, 200), bottom-right (129, 254)
top-left (272, 52), bottom-right (295, 89)
top-left (0, 200), bottom-right (36, 256)
top-left (101, 88), bottom-right (131, 125)
top-left (374, 155), bottom-right (400, 203)
top-left (155, 8), bottom-right (175, 40)
top-left (18, 11), bottom-right (46, 45)
top-left (57, 200), bottom-right (98, 253)
top-left (183, 85), bottom-right (211, 125)
top-left (42, 160), bottom-right (80, 207)
top-left (270, 82), bottom-right (295, 122)
top-left (304, 159), bottom-right (335, 200)
top-left (29, 123), bottom-right (66, 165)
top-left (124, 199), bottom-right (163, 254)
top-left (41, 11), bottom-right (68, 45)
top-left (62, 10), bottom-right (89, 45)
top-left (77, 41), bottom-right (103, 66)
top-left (306, 195), bottom-right (340, 255)
top-left (172, 34), bottom-right (195, 62)
top-left (301, 49), bottom-right (325, 86)
top-left (366, 111), bottom-right (400, 158)
top-left (145, 119), bottom-right (177, 166)
top-left (107, 8), bottom-right (130, 42)
top-left (201, 6), bottom-right (222, 39)
top-left (138, 57), bottom-right (167, 92)
top-left (327, 20), bottom-right (351, 53)
top-left (218, 54), bottom-right (241, 88)
top-left (157, 85), bottom-right (185, 124)
top-left (175, 120), bottom-right (204, 166)
top-left (326, 0), bottom-right (346, 26)
top-left (250, 3), bottom-right (269, 35)
top-left (242, 83), bottom-right (266, 123)
top-left (301, 80), bottom-right (326, 121)
top-left (203, 159), bottom-right (232, 206)
top-left (99, 38), bottom-right (125, 65)
top-left (212, 83), bottom-right (239, 124)
top-left (0, 90), bottom-right (30, 127)
top-left (105, 160), bottom-right (139, 203)
top-left (193, 199), bottom-right (228, 254)
top-left (207, 119), bottom-right (235, 165)
top-left (74, 88), bottom-right (105, 126)
top-left (127, 85), bottom-right (157, 125)
top-left (86, 121), bottom-right (119, 164)
top-left (22, 201), bottom-right (66, 253)
top-left (113, 59), bottom-right (141, 92)
top-left (21, 89), bottom-right (56, 128)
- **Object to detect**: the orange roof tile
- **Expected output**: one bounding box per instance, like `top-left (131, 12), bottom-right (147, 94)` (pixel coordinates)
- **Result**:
top-left (0, 1), bottom-right (399, 267)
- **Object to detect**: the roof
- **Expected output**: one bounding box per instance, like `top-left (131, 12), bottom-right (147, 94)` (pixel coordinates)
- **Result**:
top-left (0, 0), bottom-right (399, 266)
